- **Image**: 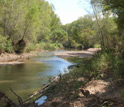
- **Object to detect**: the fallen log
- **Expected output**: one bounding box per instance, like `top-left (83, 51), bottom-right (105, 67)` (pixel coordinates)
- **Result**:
top-left (23, 82), bottom-right (53, 103)
top-left (23, 75), bottom-right (62, 103)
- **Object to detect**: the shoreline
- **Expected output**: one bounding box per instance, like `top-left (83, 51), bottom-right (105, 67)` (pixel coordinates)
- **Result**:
top-left (54, 48), bottom-right (101, 58)
top-left (0, 48), bottom-right (101, 65)
top-left (42, 55), bottom-right (124, 107)
top-left (0, 48), bottom-right (123, 107)
top-left (0, 50), bottom-right (47, 65)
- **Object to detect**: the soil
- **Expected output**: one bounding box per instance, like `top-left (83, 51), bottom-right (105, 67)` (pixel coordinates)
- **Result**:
top-left (42, 72), bottom-right (124, 107)
top-left (54, 48), bottom-right (101, 58)
top-left (0, 48), bottom-right (100, 65)
top-left (0, 50), bottom-right (46, 65)
top-left (42, 48), bottom-right (124, 107)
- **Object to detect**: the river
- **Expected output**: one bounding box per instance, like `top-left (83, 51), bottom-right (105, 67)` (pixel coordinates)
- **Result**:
top-left (0, 51), bottom-right (73, 102)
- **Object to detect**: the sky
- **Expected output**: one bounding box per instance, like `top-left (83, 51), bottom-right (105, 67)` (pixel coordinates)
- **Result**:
top-left (46, 0), bottom-right (92, 25)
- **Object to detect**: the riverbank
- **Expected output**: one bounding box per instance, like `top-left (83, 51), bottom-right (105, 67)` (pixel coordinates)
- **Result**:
top-left (42, 52), bottom-right (124, 107)
top-left (0, 48), bottom-right (124, 107)
top-left (54, 48), bottom-right (101, 58)
top-left (0, 48), bottom-right (100, 65)
top-left (0, 50), bottom-right (47, 65)
top-left (43, 72), bottom-right (124, 107)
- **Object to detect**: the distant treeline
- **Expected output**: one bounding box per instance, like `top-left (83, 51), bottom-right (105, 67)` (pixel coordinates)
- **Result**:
top-left (0, 0), bottom-right (124, 54)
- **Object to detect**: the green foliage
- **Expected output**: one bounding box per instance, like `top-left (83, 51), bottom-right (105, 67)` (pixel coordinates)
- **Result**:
top-left (113, 56), bottom-right (124, 79)
top-left (36, 42), bottom-right (63, 50)
top-left (4, 40), bottom-right (14, 53)
top-left (91, 0), bottom-right (124, 79)
top-left (92, 52), bottom-right (112, 72)
top-left (0, 35), bottom-right (7, 52)
top-left (68, 50), bottom-right (124, 80)
top-left (79, 28), bottom-right (95, 49)
top-left (0, 0), bottom-right (123, 57)
top-left (0, 0), bottom-right (62, 53)
top-left (69, 50), bottom-right (124, 80)
top-left (25, 44), bottom-right (36, 53)
top-left (90, 50), bottom-right (124, 79)
top-left (102, 0), bottom-right (124, 31)
top-left (0, 35), bottom-right (13, 53)
top-left (51, 29), bottom-right (68, 44)
top-left (67, 57), bottom-right (94, 80)
top-left (62, 15), bottom-right (96, 49)
top-left (94, 44), bottom-right (101, 48)
top-left (50, 12), bottom-right (61, 32)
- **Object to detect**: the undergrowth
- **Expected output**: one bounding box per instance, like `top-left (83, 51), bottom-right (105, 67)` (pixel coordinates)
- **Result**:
top-left (45, 50), bottom-right (124, 98)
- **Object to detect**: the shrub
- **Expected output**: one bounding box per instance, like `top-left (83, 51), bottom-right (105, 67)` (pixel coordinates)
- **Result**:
top-left (113, 56), bottom-right (124, 79)
top-left (91, 50), bottom-right (124, 79)
top-left (94, 44), bottom-right (101, 48)
top-left (92, 52), bottom-right (111, 72)
top-left (0, 35), bottom-right (14, 53)
top-left (36, 42), bottom-right (63, 50)
top-left (25, 44), bottom-right (36, 53)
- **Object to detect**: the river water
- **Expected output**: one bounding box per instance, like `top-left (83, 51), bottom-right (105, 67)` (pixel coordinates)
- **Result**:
top-left (0, 51), bottom-right (73, 102)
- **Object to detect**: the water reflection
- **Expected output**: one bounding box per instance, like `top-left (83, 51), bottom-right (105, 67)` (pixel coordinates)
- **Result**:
top-left (0, 51), bottom-right (73, 101)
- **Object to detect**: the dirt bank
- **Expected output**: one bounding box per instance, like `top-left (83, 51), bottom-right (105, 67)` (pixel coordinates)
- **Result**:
top-left (42, 72), bottom-right (124, 107)
top-left (42, 48), bottom-right (124, 107)
top-left (0, 51), bottom-right (44, 65)
top-left (0, 48), bottom-right (100, 65)
top-left (54, 48), bottom-right (101, 58)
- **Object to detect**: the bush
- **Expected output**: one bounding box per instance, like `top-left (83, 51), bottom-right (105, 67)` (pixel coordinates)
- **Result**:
top-left (24, 42), bottom-right (64, 53)
top-left (36, 42), bottom-right (63, 50)
top-left (94, 44), bottom-right (101, 48)
top-left (0, 35), bottom-right (14, 53)
top-left (91, 50), bottom-right (124, 79)
top-left (43, 43), bottom-right (62, 50)
top-left (64, 40), bottom-right (81, 49)
top-left (92, 52), bottom-right (111, 72)
top-left (4, 40), bottom-right (14, 53)
top-left (113, 56), bottom-right (124, 79)
top-left (25, 44), bottom-right (36, 53)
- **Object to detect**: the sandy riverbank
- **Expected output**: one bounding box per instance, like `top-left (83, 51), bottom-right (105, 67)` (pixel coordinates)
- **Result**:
top-left (0, 51), bottom-right (46, 65)
top-left (0, 48), bottom-right (100, 65)
top-left (54, 48), bottom-right (101, 58)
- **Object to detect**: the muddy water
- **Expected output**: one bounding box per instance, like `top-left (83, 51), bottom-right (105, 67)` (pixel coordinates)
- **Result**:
top-left (0, 51), bottom-right (73, 102)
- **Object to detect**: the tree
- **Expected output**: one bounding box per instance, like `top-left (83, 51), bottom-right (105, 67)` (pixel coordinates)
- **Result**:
top-left (50, 29), bottom-right (68, 44)
top-left (0, 0), bottom-right (62, 53)
top-left (80, 28), bottom-right (95, 49)
top-left (62, 15), bottom-right (95, 49)
top-left (102, 0), bottom-right (124, 32)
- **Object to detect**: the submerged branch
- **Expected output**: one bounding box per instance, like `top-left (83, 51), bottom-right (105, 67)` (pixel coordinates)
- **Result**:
top-left (10, 87), bottom-right (24, 107)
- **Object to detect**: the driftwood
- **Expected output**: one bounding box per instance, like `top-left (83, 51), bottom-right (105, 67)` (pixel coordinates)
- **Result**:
top-left (23, 75), bottom-right (62, 103)
top-left (23, 83), bottom-right (51, 103)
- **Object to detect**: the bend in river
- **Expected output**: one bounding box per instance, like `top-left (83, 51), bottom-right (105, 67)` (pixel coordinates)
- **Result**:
top-left (0, 51), bottom-right (73, 102)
